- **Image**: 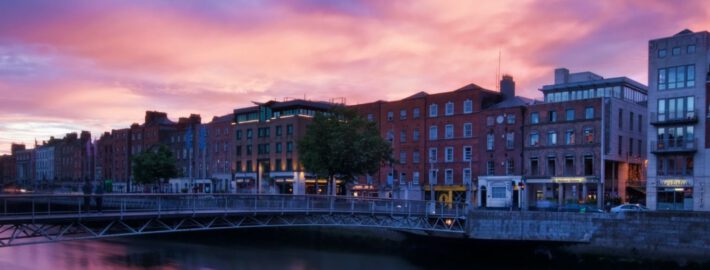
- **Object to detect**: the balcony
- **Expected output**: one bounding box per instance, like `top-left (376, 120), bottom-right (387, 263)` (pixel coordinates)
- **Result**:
top-left (651, 138), bottom-right (697, 154)
top-left (650, 110), bottom-right (698, 125)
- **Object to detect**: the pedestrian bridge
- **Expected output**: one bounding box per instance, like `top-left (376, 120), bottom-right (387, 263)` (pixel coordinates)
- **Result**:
top-left (0, 194), bottom-right (466, 247)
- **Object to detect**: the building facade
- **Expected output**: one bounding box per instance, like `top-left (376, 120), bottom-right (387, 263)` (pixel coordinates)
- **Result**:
top-left (522, 68), bottom-right (647, 210)
top-left (351, 83), bottom-right (503, 204)
top-left (34, 145), bottom-right (55, 188)
top-left (233, 99), bottom-right (338, 195)
top-left (647, 29), bottom-right (710, 211)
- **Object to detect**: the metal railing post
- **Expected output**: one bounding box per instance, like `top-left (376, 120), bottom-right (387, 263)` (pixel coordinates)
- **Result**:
top-left (48, 197), bottom-right (51, 216)
top-left (350, 199), bottom-right (354, 215)
top-left (121, 197), bottom-right (124, 219)
top-left (32, 197), bottom-right (35, 220)
top-left (158, 196), bottom-right (162, 217)
top-left (306, 196), bottom-right (310, 214)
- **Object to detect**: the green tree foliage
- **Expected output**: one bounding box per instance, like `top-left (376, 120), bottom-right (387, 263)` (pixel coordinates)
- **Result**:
top-left (131, 144), bottom-right (178, 188)
top-left (298, 107), bottom-right (393, 195)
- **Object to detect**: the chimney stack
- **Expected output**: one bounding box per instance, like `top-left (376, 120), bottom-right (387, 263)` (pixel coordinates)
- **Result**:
top-left (500, 75), bottom-right (515, 100)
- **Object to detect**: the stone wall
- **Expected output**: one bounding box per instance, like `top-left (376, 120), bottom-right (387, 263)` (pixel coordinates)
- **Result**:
top-left (467, 210), bottom-right (710, 259)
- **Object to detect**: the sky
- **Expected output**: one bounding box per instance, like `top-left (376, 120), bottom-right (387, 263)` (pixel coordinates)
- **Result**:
top-left (0, 0), bottom-right (709, 154)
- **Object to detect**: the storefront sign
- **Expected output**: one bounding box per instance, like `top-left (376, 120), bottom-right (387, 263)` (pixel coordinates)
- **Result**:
top-left (552, 177), bottom-right (586, 183)
top-left (659, 179), bottom-right (692, 187)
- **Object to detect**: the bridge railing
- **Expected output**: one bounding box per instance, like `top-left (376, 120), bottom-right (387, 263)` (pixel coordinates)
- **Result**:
top-left (0, 194), bottom-right (465, 221)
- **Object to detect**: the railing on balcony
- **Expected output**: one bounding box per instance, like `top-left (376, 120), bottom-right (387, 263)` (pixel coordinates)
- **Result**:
top-left (650, 110), bottom-right (698, 125)
top-left (651, 138), bottom-right (697, 154)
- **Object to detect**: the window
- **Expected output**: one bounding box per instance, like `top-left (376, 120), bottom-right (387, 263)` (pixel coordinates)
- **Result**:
top-left (413, 172), bottom-right (420, 185)
top-left (629, 112), bottom-right (634, 131)
top-left (428, 148), bottom-right (437, 162)
top-left (275, 126), bottom-right (282, 136)
top-left (547, 157), bottom-right (556, 176)
top-left (246, 129), bottom-right (253, 139)
top-left (463, 123), bottom-right (472, 138)
top-left (429, 104), bottom-right (438, 117)
top-left (530, 131), bottom-right (539, 146)
top-left (445, 124), bottom-right (454, 139)
top-left (429, 169), bottom-right (438, 185)
top-left (444, 169), bottom-right (453, 185)
top-left (506, 132), bottom-right (514, 149)
top-left (275, 159), bottom-right (282, 171)
top-left (658, 49), bottom-right (667, 58)
top-left (246, 145), bottom-right (253, 155)
top-left (429, 126), bottom-right (438, 140)
top-left (386, 130), bottom-right (394, 143)
top-left (584, 156), bottom-right (593, 175)
top-left (618, 109), bottom-right (623, 128)
top-left (445, 102), bottom-right (454, 116)
top-left (367, 114), bottom-right (374, 122)
top-left (463, 169), bottom-right (471, 185)
top-left (531, 112), bottom-right (539, 124)
top-left (286, 159), bottom-right (293, 171)
top-left (566, 109), bottom-right (575, 121)
top-left (400, 130), bottom-right (406, 143)
top-left (657, 96), bottom-right (695, 122)
top-left (638, 139), bottom-right (642, 157)
top-left (287, 124), bottom-right (293, 135)
top-left (399, 109), bottom-right (407, 120)
top-left (638, 115), bottom-right (643, 132)
top-left (413, 128), bottom-right (420, 142)
top-left (463, 99), bottom-right (473, 114)
top-left (491, 187), bottom-right (506, 199)
top-left (530, 158), bottom-right (539, 176)
top-left (564, 156), bottom-right (574, 175)
top-left (399, 151), bottom-right (407, 164)
top-left (486, 161), bottom-right (495, 175)
top-left (236, 130), bottom-right (242, 140)
top-left (583, 127), bottom-right (594, 143)
top-left (549, 111), bottom-right (557, 122)
top-left (629, 137), bottom-right (634, 156)
top-left (236, 145), bottom-right (242, 156)
top-left (246, 160), bottom-right (253, 172)
top-left (672, 46), bottom-right (680, 56)
top-left (387, 111), bottom-right (393, 121)
top-left (618, 136), bottom-right (622, 156)
top-left (505, 159), bottom-right (514, 175)
top-left (658, 65), bottom-right (695, 90)
top-left (585, 107), bottom-right (594, 120)
top-left (486, 133), bottom-right (494, 150)
top-left (486, 116), bottom-right (494, 126)
top-left (287, 142), bottom-right (293, 153)
top-left (565, 130), bottom-right (575, 145)
top-left (445, 147), bottom-right (454, 162)
top-left (687, 44), bottom-right (696, 54)
top-left (547, 131), bottom-right (557, 145)
top-left (413, 108), bottom-right (421, 119)
top-left (463, 146), bottom-right (472, 161)
top-left (507, 115), bottom-right (515, 124)
top-left (413, 151), bottom-right (420, 163)
top-left (275, 143), bottom-right (282, 153)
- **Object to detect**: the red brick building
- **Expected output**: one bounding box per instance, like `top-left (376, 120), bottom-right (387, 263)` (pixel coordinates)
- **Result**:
top-left (233, 99), bottom-right (338, 195)
top-left (350, 83), bottom-right (504, 203)
top-left (205, 114), bottom-right (234, 192)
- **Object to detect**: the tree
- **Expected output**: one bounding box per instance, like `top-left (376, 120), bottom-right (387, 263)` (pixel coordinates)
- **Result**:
top-left (298, 107), bottom-right (393, 196)
top-left (131, 144), bottom-right (178, 192)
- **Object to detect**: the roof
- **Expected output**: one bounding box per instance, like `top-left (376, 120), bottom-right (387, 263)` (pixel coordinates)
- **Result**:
top-left (403, 91), bottom-right (428, 100)
top-left (488, 96), bottom-right (535, 109)
top-left (541, 76), bottom-right (647, 93)
top-left (234, 99), bottom-right (336, 115)
top-left (210, 113), bottom-right (234, 123)
top-left (675, 29), bottom-right (693, 36)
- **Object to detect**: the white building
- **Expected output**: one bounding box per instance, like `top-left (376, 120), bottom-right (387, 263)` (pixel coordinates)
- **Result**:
top-left (35, 145), bottom-right (55, 186)
top-left (646, 29), bottom-right (710, 211)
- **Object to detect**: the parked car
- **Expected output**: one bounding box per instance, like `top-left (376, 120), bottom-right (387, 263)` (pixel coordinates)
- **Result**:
top-left (610, 203), bottom-right (648, 213)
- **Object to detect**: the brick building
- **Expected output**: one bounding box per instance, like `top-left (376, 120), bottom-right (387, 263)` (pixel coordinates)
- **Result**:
top-left (205, 114), bottom-right (234, 192)
top-left (54, 131), bottom-right (93, 187)
top-left (351, 83), bottom-right (503, 203)
top-left (522, 68), bottom-right (647, 210)
top-left (233, 99), bottom-right (338, 195)
top-left (0, 154), bottom-right (15, 187)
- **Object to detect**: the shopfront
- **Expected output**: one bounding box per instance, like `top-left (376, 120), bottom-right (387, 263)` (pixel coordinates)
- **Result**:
top-left (656, 178), bottom-right (693, 211)
top-left (526, 176), bottom-right (600, 209)
top-left (477, 176), bottom-right (523, 209)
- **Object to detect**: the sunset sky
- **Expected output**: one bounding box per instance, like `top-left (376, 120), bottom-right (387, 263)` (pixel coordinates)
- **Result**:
top-left (1, 0), bottom-right (709, 154)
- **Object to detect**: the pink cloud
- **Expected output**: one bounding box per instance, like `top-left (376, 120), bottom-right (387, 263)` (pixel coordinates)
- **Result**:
top-left (1, 0), bottom-right (710, 154)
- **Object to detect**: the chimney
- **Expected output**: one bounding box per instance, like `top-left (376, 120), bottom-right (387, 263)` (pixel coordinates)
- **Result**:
top-left (554, 68), bottom-right (569, 84)
top-left (500, 75), bottom-right (515, 100)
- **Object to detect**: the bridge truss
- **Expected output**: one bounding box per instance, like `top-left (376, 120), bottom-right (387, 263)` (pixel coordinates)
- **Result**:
top-left (0, 194), bottom-right (467, 247)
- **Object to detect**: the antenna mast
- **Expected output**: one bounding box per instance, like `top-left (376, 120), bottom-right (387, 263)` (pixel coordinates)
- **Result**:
top-left (496, 49), bottom-right (501, 91)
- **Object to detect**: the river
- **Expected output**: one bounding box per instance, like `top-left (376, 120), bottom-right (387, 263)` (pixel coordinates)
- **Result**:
top-left (0, 228), bottom-right (701, 269)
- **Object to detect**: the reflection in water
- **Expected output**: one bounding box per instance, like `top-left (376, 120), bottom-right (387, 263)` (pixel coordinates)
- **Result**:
top-left (0, 234), bottom-right (418, 270)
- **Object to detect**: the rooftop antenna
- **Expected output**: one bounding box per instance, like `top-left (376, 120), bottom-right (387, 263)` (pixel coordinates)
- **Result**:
top-left (496, 49), bottom-right (501, 91)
